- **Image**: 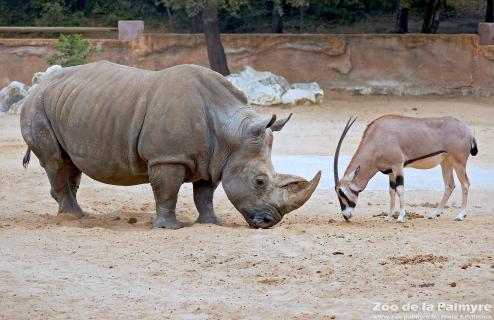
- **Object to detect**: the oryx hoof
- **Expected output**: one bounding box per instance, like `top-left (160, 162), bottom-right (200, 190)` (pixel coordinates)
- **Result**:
top-left (429, 210), bottom-right (442, 219)
top-left (454, 210), bottom-right (466, 221)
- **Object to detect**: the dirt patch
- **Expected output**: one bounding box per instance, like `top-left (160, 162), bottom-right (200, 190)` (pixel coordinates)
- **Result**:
top-left (258, 278), bottom-right (283, 285)
top-left (0, 96), bottom-right (493, 318)
top-left (390, 254), bottom-right (449, 265)
top-left (373, 212), bottom-right (425, 219)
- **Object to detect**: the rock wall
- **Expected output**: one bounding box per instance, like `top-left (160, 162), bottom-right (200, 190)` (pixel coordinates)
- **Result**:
top-left (1, 34), bottom-right (493, 95)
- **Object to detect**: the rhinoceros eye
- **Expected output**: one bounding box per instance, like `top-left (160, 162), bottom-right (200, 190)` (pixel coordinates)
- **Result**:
top-left (254, 176), bottom-right (266, 188)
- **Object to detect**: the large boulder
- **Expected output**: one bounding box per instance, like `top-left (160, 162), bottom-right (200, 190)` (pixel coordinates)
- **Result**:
top-left (0, 81), bottom-right (28, 112)
top-left (8, 97), bottom-right (26, 114)
top-left (227, 66), bottom-right (290, 105)
top-left (29, 64), bottom-right (63, 94)
top-left (227, 66), bottom-right (324, 106)
top-left (0, 65), bottom-right (62, 114)
top-left (282, 82), bottom-right (324, 105)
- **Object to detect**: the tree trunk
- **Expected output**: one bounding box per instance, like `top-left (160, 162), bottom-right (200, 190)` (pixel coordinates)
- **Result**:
top-left (271, 0), bottom-right (283, 33)
top-left (487, 0), bottom-right (494, 22)
top-left (203, 5), bottom-right (230, 76)
top-left (421, 0), bottom-right (443, 33)
top-left (395, 0), bottom-right (409, 33)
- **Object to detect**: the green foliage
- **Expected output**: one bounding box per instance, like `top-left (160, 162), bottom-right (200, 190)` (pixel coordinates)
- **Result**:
top-left (0, 0), bottom-right (485, 33)
top-left (35, 1), bottom-right (69, 26)
top-left (47, 34), bottom-right (101, 67)
top-left (401, 0), bottom-right (413, 9)
top-left (161, 0), bottom-right (250, 17)
top-left (310, 0), bottom-right (395, 23)
top-left (286, 0), bottom-right (309, 8)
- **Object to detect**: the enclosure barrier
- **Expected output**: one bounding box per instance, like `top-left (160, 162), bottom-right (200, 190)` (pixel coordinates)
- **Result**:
top-left (0, 26), bottom-right (116, 33)
top-left (1, 32), bottom-right (493, 95)
top-left (0, 21), bottom-right (144, 40)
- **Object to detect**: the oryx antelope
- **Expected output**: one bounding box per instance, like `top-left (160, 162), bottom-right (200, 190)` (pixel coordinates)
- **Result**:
top-left (333, 115), bottom-right (478, 223)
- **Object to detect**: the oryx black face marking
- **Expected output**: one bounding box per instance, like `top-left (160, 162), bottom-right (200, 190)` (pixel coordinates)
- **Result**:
top-left (349, 187), bottom-right (360, 196)
top-left (396, 175), bottom-right (404, 187)
top-left (338, 198), bottom-right (346, 211)
top-left (389, 180), bottom-right (396, 190)
top-left (338, 189), bottom-right (356, 208)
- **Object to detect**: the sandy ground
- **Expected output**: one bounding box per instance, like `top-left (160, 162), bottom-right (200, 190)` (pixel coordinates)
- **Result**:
top-left (0, 96), bottom-right (493, 319)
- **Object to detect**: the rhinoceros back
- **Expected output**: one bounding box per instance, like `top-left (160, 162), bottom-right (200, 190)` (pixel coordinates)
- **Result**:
top-left (39, 61), bottom-right (249, 185)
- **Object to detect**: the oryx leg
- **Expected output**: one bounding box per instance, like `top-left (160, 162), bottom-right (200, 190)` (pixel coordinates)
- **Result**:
top-left (452, 161), bottom-right (470, 221)
top-left (430, 160), bottom-right (455, 219)
top-left (392, 167), bottom-right (406, 223)
top-left (385, 173), bottom-right (396, 221)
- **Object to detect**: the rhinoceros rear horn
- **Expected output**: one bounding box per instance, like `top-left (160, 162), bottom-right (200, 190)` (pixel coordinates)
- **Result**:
top-left (248, 114), bottom-right (277, 137)
top-left (271, 113), bottom-right (292, 132)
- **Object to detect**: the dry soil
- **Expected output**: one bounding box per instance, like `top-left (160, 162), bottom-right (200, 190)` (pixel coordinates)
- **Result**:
top-left (0, 96), bottom-right (493, 319)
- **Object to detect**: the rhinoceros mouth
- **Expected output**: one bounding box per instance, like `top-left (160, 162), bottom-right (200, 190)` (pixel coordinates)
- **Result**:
top-left (243, 207), bottom-right (281, 229)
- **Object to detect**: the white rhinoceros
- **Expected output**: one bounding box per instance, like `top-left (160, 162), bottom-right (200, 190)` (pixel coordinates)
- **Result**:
top-left (21, 61), bottom-right (320, 229)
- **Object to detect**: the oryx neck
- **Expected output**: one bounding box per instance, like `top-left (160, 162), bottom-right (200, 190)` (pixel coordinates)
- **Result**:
top-left (344, 159), bottom-right (378, 193)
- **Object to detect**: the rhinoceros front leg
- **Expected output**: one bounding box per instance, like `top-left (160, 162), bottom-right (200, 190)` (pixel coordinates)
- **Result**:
top-left (193, 179), bottom-right (222, 225)
top-left (149, 164), bottom-right (185, 229)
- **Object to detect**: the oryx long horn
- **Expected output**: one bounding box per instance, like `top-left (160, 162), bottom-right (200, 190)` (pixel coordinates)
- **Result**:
top-left (333, 117), bottom-right (357, 187)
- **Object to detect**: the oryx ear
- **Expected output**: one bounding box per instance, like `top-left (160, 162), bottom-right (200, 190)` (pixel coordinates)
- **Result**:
top-left (248, 114), bottom-right (276, 137)
top-left (270, 113), bottom-right (292, 132)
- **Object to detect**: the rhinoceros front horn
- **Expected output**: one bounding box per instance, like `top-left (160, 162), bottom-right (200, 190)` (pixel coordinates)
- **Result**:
top-left (279, 170), bottom-right (321, 214)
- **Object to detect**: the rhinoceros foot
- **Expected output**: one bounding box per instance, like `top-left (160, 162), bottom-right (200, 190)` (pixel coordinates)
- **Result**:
top-left (153, 214), bottom-right (184, 229)
top-left (55, 196), bottom-right (86, 219)
top-left (57, 210), bottom-right (87, 220)
top-left (195, 213), bottom-right (222, 225)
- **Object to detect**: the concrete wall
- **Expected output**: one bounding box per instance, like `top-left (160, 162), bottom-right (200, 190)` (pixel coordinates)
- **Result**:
top-left (1, 33), bottom-right (494, 95)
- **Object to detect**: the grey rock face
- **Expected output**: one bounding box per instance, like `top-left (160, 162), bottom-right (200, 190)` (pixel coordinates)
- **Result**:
top-left (0, 81), bottom-right (28, 112)
top-left (0, 65), bottom-right (62, 114)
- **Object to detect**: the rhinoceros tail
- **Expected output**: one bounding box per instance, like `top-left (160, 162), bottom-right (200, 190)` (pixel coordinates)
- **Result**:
top-left (22, 148), bottom-right (31, 169)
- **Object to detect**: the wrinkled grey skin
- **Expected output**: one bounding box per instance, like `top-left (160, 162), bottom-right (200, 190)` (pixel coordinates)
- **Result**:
top-left (20, 61), bottom-right (320, 229)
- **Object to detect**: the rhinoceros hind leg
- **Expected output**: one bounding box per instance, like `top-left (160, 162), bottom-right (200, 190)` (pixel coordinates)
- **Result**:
top-left (193, 179), bottom-right (222, 225)
top-left (45, 159), bottom-right (85, 218)
top-left (149, 164), bottom-right (185, 229)
top-left (23, 107), bottom-right (85, 218)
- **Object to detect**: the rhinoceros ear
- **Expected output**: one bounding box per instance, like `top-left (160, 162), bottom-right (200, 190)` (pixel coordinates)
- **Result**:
top-left (270, 113), bottom-right (292, 132)
top-left (248, 114), bottom-right (276, 137)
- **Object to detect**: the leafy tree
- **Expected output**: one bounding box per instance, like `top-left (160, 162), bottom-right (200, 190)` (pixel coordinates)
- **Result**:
top-left (47, 34), bottom-right (101, 67)
top-left (421, 0), bottom-right (444, 33)
top-left (270, 0), bottom-right (284, 33)
top-left (35, 1), bottom-right (69, 26)
top-left (161, 0), bottom-right (250, 76)
top-left (487, 0), bottom-right (493, 22)
top-left (395, 0), bottom-right (411, 33)
top-left (203, 4), bottom-right (230, 75)
top-left (286, 0), bottom-right (309, 31)
top-left (0, 0), bottom-right (484, 36)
